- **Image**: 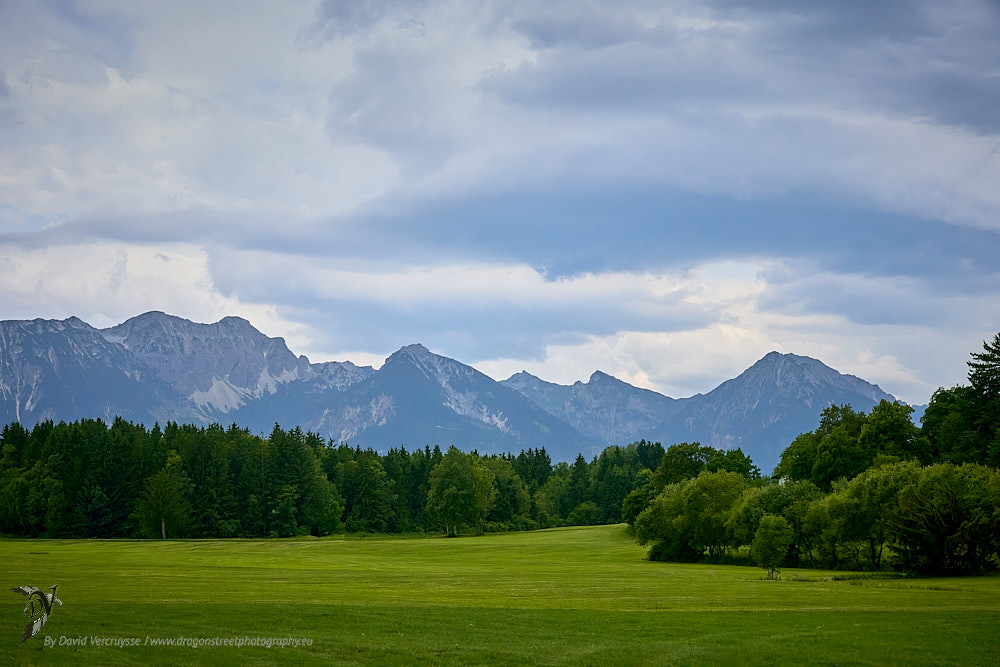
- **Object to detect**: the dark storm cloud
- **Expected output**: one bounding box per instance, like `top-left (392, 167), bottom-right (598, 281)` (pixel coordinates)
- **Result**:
top-left (211, 274), bottom-right (716, 364)
top-left (731, 0), bottom-right (1000, 134)
top-left (757, 266), bottom-right (1000, 331)
top-left (486, 0), bottom-right (1000, 133)
top-left (14, 179), bottom-right (1000, 300)
top-left (323, 185), bottom-right (1000, 286)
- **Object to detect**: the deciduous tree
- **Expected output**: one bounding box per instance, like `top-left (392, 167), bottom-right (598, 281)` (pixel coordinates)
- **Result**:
top-left (426, 447), bottom-right (496, 536)
top-left (753, 515), bottom-right (794, 579)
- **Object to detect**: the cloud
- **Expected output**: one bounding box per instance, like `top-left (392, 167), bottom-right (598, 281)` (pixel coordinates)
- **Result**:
top-left (758, 265), bottom-right (1000, 330)
top-left (0, 1), bottom-right (997, 410)
top-left (0, 240), bottom-right (313, 349)
top-left (3, 0), bottom-right (998, 234)
top-left (302, 0), bottom-right (429, 41)
top-left (0, 1), bottom-right (396, 229)
top-left (204, 248), bottom-right (721, 361)
top-left (477, 5), bottom-right (1000, 230)
top-left (493, 0), bottom-right (1000, 132)
top-left (474, 270), bottom-right (984, 406)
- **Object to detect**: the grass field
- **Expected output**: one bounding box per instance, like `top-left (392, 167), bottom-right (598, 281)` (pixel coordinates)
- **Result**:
top-left (1, 525), bottom-right (999, 665)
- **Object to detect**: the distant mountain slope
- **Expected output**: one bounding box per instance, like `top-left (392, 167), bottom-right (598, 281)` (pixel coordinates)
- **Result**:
top-left (299, 345), bottom-right (599, 461)
top-left (102, 311), bottom-right (315, 420)
top-left (503, 352), bottom-right (898, 472)
top-left (0, 316), bottom-right (178, 425)
top-left (652, 352), bottom-right (897, 472)
top-left (502, 370), bottom-right (679, 446)
top-left (229, 359), bottom-right (375, 436)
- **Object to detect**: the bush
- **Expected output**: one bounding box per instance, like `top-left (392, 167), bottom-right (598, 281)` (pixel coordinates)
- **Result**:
top-left (567, 501), bottom-right (604, 526)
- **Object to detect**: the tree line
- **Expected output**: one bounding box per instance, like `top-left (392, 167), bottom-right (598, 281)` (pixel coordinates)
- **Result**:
top-left (629, 333), bottom-right (1000, 575)
top-left (0, 413), bottom-right (759, 540)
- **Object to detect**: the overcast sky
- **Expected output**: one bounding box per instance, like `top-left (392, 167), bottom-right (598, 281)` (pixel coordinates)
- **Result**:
top-left (2, 0), bottom-right (998, 404)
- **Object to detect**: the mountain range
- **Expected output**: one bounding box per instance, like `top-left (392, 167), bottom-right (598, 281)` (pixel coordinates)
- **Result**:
top-left (0, 311), bottom-right (902, 472)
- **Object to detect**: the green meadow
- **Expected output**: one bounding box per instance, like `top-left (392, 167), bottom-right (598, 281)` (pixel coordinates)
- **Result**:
top-left (2, 525), bottom-right (998, 665)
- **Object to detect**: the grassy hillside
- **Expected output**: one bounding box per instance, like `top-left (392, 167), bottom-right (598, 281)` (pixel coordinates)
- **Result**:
top-left (2, 525), bottom-right (998, 664)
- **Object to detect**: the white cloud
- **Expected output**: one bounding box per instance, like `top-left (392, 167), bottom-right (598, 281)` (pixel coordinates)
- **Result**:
top-left (473, 261), bottom-right (986, 405)
top-left (0, 241), bottom-right (313, 351)
top-left (0, 1), bottom-right (399, 228)
top-left (230, 257), bottom-right (696, 307)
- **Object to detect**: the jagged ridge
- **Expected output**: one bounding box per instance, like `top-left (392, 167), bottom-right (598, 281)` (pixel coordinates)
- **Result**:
top-left (0, 313), bottom-right (902, 469)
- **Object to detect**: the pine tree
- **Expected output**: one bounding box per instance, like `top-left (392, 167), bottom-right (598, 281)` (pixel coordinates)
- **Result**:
top-left (968, 332), bottom-right (1000, 398)
top-left (132, 452), bottom-right (193, 539)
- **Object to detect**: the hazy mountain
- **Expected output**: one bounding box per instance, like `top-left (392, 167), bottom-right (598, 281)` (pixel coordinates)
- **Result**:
top-left (501, 352), bottom-right (899, 472)
top-left (296, 344), bottom-right (599, 461)
top-left (102, 311), bottom-right (316, 421)
top-left (0, 312), bottom-right (905, 470)
top-left (652, 352), bottom-right (898, 471)
top-left (229, 359), bottom-right (376, 436)
top-left (0, 316), bottom-right (178, 425)
top-left (502, 370), bottom-right (679, 446)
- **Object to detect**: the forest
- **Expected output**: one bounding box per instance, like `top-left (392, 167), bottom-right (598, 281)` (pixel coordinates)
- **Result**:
top-left (1, 333), bottom-right (998, 575)
top-left (0, 415), bottom-right (685, 541)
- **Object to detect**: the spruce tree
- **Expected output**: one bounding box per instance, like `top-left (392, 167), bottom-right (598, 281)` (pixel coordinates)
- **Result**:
top-left (969, 332), bottom-right (1000, 398)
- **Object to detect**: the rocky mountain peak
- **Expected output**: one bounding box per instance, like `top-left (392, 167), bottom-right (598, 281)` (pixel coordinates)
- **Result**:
top-left (387, 343), bottom-right (474, 384)
top-left (654, 351), bottom-right (898, 471)
top-left (748, 351), bottom-right (811, 372)
top-left (98, 312), bottom-right (309, 416)
top-left (502, 366), bottom-right (678, 448)
top-left (62, 315), bottom-right (91, 329)
top-left (108, 310), bottom-right (181, 332)
top-left (215, 315), bottom-right (259, 336)
top-left (107, 311), bottom-right (259, 342)
top-left (586, 370), bottom-right (622, 386)
top-left (6, 315), bottom-right (94, 334)
top-left (394, 343), bottom-right (432, 358)
top-left (503, 371), bottom-right (553, 391)
top-left (311, 360), bottom-right (376, 391)
top-left (739, 351), bottom-right (893, 403)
